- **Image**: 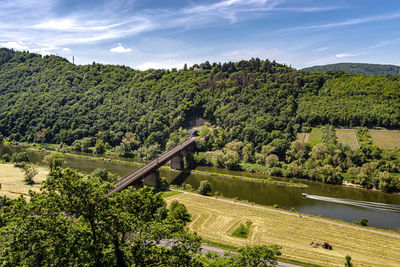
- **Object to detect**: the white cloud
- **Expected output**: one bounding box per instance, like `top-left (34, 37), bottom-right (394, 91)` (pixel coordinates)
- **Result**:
top-left (62, 48), bottom-right (71, 52)
top-left (110, 43), bottom-right (132, 53)
top-left (0, 41), bottom-right (29, 50)
top-left (335, 53), bottom-right (356, 58)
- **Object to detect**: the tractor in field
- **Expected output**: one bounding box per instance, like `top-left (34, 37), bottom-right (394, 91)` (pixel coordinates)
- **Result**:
top-left (322, 242), bottom-right (332, 250)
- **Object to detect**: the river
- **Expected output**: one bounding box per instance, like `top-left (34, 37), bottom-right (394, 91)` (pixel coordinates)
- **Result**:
top-left (1, 143), bottom-right (400, 230)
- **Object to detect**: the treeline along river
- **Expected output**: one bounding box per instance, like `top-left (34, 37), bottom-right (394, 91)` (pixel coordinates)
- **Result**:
top-left (1, 144), bottom-right (400, 230)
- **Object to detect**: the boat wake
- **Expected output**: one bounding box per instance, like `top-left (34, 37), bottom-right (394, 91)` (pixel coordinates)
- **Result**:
top-left (302, 194), bottom-right (400, 213)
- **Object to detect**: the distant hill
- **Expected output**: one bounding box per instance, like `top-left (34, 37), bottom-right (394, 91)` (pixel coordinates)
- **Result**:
top-left (302, 63), bottom-right (400, 75)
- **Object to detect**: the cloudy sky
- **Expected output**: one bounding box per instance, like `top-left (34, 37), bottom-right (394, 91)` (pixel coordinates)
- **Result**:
top-left (1, 0), bottom-right (399, 70)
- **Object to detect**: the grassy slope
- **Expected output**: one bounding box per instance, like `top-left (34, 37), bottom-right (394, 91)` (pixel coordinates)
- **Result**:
top-left (165, 192), bottom-right (400, 267)
top-left (0, 163), bottom-right (49, 198)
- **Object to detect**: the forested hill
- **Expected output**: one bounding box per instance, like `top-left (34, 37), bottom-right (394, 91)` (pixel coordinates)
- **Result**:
top-left (302, 63), bottom-right (400, 75)
top-left (0, 48), bottom-right (400, 154)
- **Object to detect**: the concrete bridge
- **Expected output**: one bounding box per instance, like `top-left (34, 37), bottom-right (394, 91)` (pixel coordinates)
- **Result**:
top-left (108, 138), bottom-right (195, 195)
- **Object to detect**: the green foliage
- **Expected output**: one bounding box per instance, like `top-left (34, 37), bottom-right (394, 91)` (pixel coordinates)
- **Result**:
top-left (22, 163), bottom-right (38, 184)
top-left (232, 221), bottom-right (252, 238)
top-left (198, 180), bottom-right (212, 196)
top-left (0, 168), bottom-right (202, 266)
top-left (42, 153), bottom-right (65, 171)
top-left (198, 245), bottom-right (281, 267)
top-left (360, 217), bottom-right (368, 226)
top-left (91, 168), bottom-right (117, 183)
top-left (233, 245), bottom-right (282, 267)
top-left (169, 200), bottom-right (191, 223)
top-left (345, 255), bottom-right (353, 267)
top-left (11, 152), bottom-right (29, 165)
top-left (302, 63), bottom-right (400, 75)
top-left (2, 153), bottom-right (11, 162)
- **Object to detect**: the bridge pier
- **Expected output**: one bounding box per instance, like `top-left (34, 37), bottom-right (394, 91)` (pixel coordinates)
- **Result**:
top-left (143, 170), bottom-right (160, 187)
top-left (170, 152), bottom-right (184, 170)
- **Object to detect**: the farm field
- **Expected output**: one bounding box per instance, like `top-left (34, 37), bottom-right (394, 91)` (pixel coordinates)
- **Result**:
top-left (0, 163), bottom-right (49, 199)
top-left (335, 129), bottom-right (360, 149)
top-left (166, 192), bottom-right (400, 267)
top-left (369, 130), bottom-right (400, 149)
top-left (295, 133), bottom-right (310, 144)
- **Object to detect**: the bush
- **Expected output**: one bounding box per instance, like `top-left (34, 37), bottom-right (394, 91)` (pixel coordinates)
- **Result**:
top-left (22, 163), bottom-right (38, 185)
top-left (12, 152), bottom-right (29, 165)
top-left (159, 177), bottom-right (170, 191)
top-left (2, 153), bottom-right (11, 162)
top-left (197, 180), bottom-right (212, 196)
top-left (269, 167), bottom-right (283, 177)
top-left (360, 217), bottom-right (368, 226)
top-left (169, 200), bottom-right (191, 223)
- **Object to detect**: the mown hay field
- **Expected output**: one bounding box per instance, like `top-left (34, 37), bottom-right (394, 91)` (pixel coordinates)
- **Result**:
top-left (335, 129), bottom-right (360, 150)
top-left (0, 163), bottom-right (48, 199)
top-left (166, 193), bottom-right (400, 267)
top-left (296, 133), bottom-right (310, 144)
top-left (369, 130), bottom-right (400, 149)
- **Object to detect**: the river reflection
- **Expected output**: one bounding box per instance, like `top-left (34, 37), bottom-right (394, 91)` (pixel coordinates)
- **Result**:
top-left (1, 144), bottom-right (400, 230)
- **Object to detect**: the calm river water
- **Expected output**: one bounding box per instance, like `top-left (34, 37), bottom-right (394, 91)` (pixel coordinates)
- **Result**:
top-left (1, 144), bottom-right (400, 230)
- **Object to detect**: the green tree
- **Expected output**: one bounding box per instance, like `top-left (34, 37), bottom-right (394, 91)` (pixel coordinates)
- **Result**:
top-left (42, 153), bottom-right (65, 171)
top-left (11, 152), bottom-right (29, 165)
top-left (169, 200), bottom-right (191, 223)
top-left (360, 217), bottom-right (368, 226)
top-left (95, 139), bottom-right (106, 154)
top-left (91, 168), bottom-right (117, 183)
top-left (22, 163), bottom-right (38, 184)
top-left (345, 255), bottom-right (353, 267)
top-left (198, 180), bottom-right (212, 196)
top-left (2, 153), bottom-right (11, 162)
top-left (0, 168), bottom-right (202, 266)
top-left (230, 245), bottom-right (282, 266)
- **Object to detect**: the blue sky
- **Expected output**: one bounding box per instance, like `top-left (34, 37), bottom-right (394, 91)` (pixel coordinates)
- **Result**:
top-left (1, 0), bottom-right (400, 70)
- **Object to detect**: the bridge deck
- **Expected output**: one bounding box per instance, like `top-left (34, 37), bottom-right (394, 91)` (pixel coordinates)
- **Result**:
top-left (108, 138), bottom-right (195, 195)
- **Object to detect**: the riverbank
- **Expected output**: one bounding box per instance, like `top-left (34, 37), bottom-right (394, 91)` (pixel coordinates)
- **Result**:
top-left (165, 191), bottom-right (400, 267)
top-left (25, 145), bottom-right (307, 187)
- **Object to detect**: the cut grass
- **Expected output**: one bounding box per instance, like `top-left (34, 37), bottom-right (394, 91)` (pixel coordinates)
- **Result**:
top-left (335, 129), bottom-right (360, 150)
top-left (165, 192), bottom-right (400, 267)
top-left (232, 221), bottom-right (252, 238)
top-left (308, 128), bottom-right (322, 146)
top-left (369, 130), bottom-right (400, 149)
top-left (0, 163), bottom-right (49, 199)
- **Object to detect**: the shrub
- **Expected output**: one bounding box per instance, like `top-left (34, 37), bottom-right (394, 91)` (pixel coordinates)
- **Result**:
top-left (2, 153), bottom-right (11, 162)
top-left (360, 217), bottom-right (368, 226)
top-left (197, 180), bottom-right (212, 196)
top-left (12, 152), bottom-right (29, 165)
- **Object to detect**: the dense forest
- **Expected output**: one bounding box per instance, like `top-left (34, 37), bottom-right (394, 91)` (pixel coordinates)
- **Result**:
top-left (302, 62), bottom-right (400, 75)
top-left (1, 48), bottom-right (400, 191)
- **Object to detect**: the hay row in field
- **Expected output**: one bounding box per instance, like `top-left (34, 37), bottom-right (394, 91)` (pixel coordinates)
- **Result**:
top-left (166, 193), bottom-right (400, 267)
top-left (369, 130), bottom-right (400, 149)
